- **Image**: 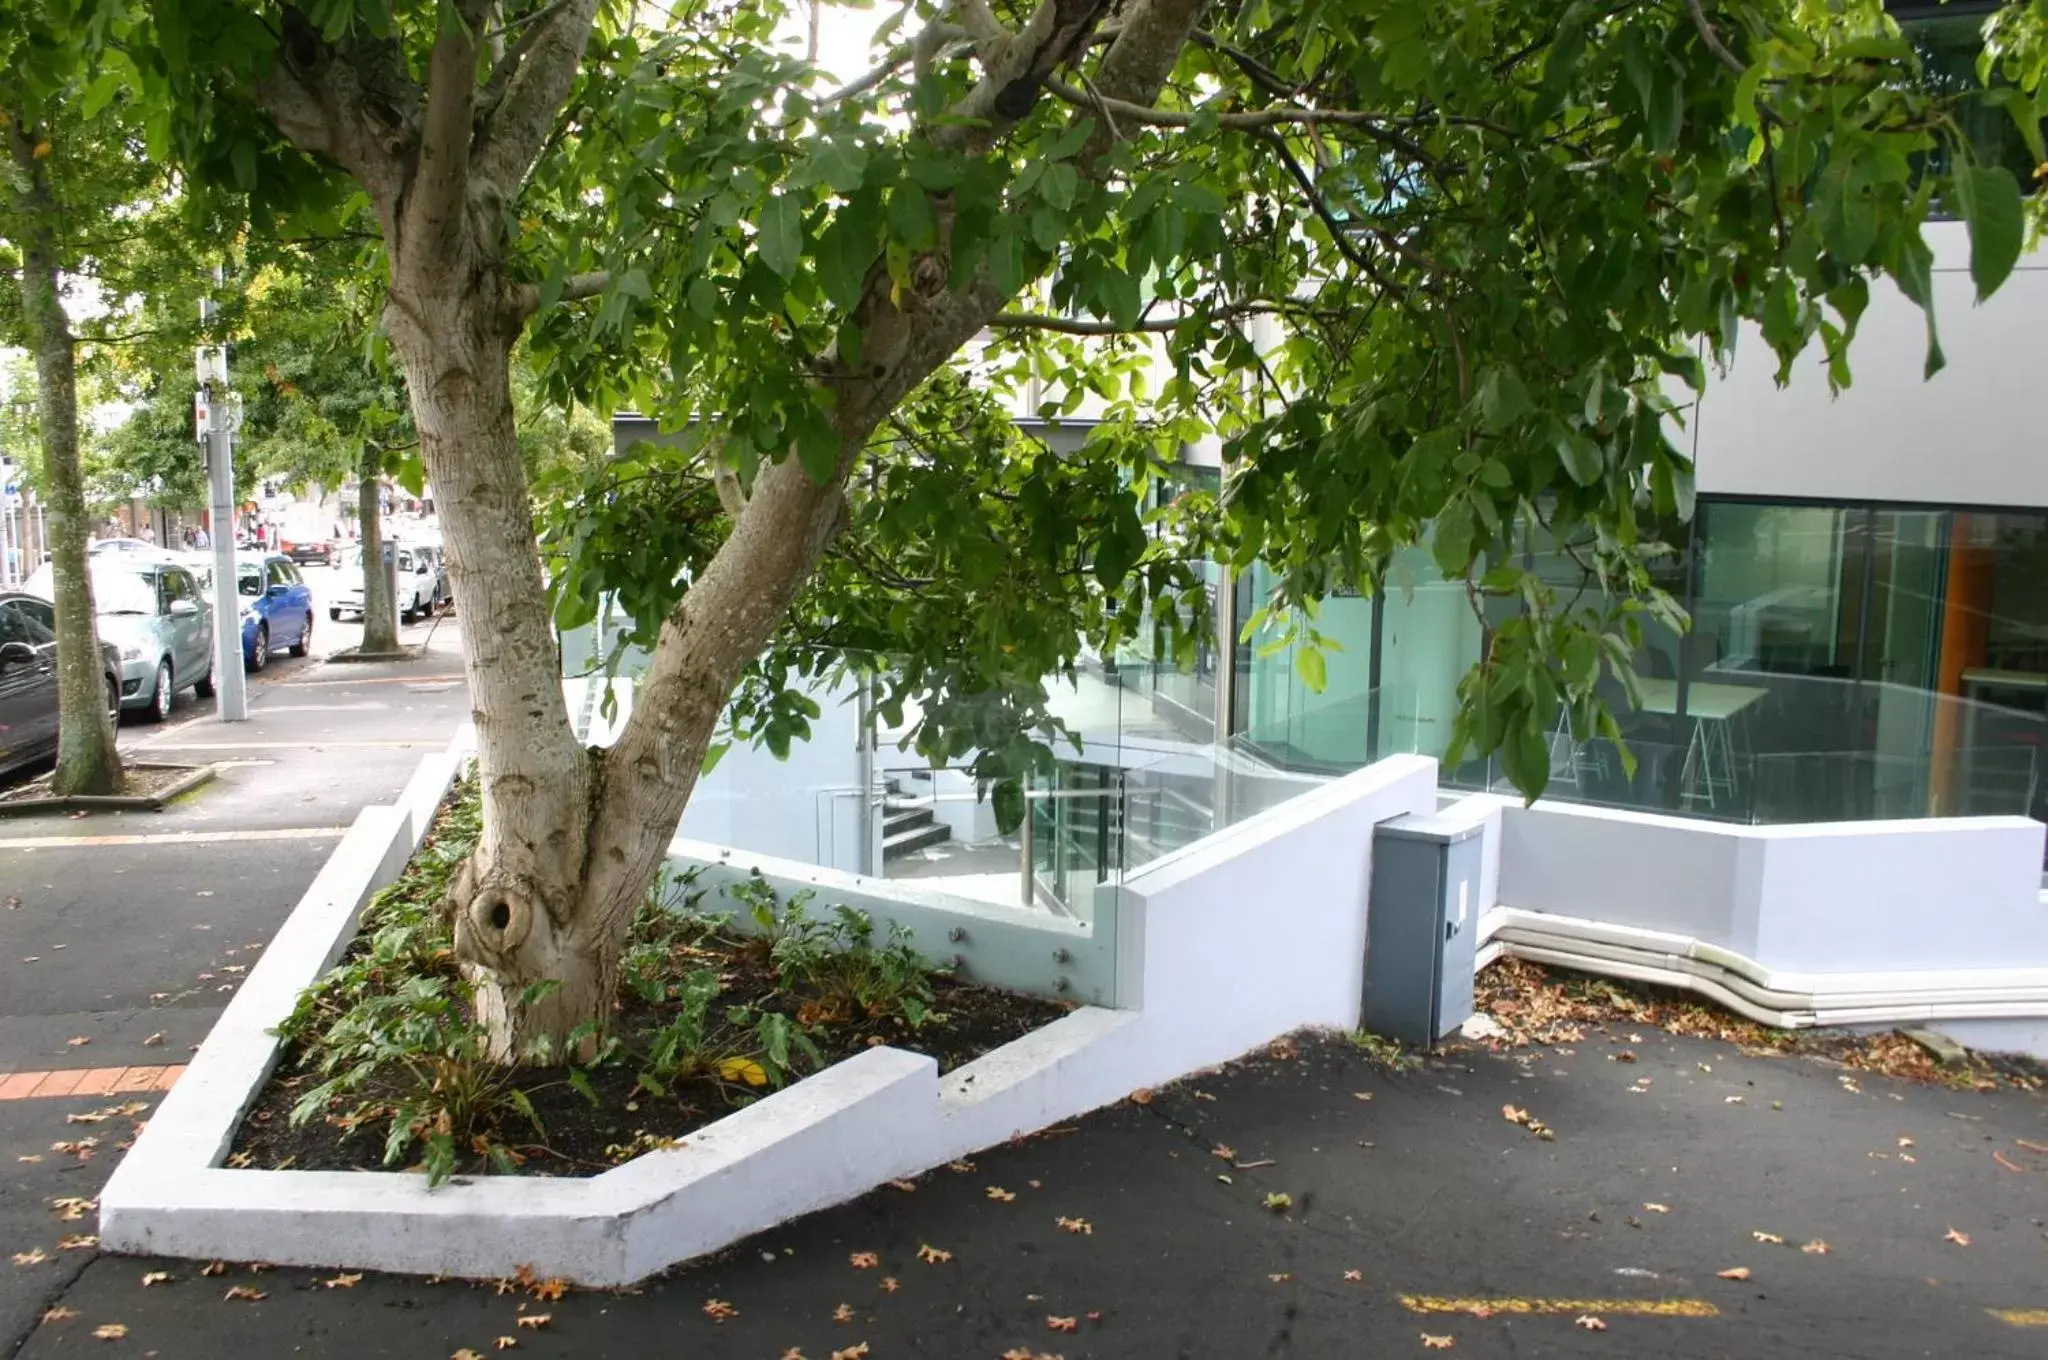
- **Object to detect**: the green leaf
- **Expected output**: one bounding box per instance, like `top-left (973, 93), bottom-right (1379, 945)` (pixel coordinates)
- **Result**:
top-left (1953, 164), bottom-right (2024, 301)
top-left (1295, 643), bottom-right (1327, 693)
top-left (757, 195), bottom-right (804, 280)
top-left (1475, 366), bottom-right (1532, 432)
top-left (1550, 426), bottom-right (1603, 487)
top-left (1041, 162), bottom-right (1079, 210)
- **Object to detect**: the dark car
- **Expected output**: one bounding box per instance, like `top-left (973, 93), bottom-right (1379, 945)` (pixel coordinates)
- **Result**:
top-left (0, 592), bottom-right (123, 783)
top-left (283, 538), bottom-right (333, 566)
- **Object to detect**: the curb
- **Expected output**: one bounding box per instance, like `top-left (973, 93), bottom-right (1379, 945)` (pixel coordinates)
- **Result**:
top-left (321, 645), bottom-right (426, 664)
top-left (0, 762), bottom-right (217, 818)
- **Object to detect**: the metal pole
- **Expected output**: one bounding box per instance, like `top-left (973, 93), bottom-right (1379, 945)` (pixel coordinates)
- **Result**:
top-left (199, 293), bottom-right (248, 722)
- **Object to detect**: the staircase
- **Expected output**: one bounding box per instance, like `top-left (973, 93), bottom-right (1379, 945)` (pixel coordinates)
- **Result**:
top-left (881, 777), bottom-right (952, 861)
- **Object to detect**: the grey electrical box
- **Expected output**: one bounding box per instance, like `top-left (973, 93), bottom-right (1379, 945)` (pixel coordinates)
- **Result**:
top-left (1362, 811), bottom-right (1484, 1046)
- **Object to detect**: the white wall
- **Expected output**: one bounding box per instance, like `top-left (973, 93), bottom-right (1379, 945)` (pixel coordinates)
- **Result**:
top-left (1693, 224), bottom-right (2048, 509)
top-left (677, 676), bottom-right (871, 873)
top-left (1491, 795), bottom-right (2048, 975)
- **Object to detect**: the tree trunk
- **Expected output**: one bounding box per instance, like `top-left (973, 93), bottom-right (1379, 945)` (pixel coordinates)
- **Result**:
top-left (7, 123), bottom-right (122, 797)
top-left (356, 446), bottom-right (400, 654)
top-left (384, 276), bottom-right (600, 1062)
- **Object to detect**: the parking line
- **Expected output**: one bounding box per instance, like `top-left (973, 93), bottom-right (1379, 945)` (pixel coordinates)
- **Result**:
top-left (1991, 1309), bottom-right (2048, 1326)
top-left (0, 1066), bottom-right (184, 1101)
top-left (0, 826), bottom-right (348, 850)
top-left (283, 673), bottom-right (466, 688)
top-left (129, 739), bottom-right (429, 751)
top-left (1399, 1296), bottom-right (1721, 1319)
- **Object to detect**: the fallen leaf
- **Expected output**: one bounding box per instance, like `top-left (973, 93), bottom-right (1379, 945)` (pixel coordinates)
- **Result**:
top-left (515, 1314), bottom-right (551, 1330)
top-left (2017, 1138), bottom-right (2048, 1154)
top-left (1752, 1231), bottom-right (1784, 1245)
top-left (143, 1033), bottom-right (164, 1047)
top-left (42, 1307), bottom-right (78, 1321)
top-left (495, 1343), bottom-right (519, 1353)
top-left (17, 1155), bottom-right (43, 1164)
top-left (716, 1056), bottom-right (768, 1087)
top-left (986, 1186), bottom-right (1016, 1202)
top-left (849, 1251), bottom-right (880, 1269)
top-left (1344, 1270), bottom-right (1364, 1282)
top-left (946, 1160), bottom-right (976, 1172)
top-left (12, 1250), bottom-right (47, 1266)
top-left (1268, 1272), bottom-right (1292, 1283)
top-left (93, 1324), bottom-right (127, 1341)
top-left (1354, 1091), bottom-right (1373, 1101)
top-left (1421, 1335), bottom-right (1455, 1350)
top-left (141, 1271), bottom-right (170, 1286)
top-left (1047, 1316), bottom-right (1078, 1333)
top-left (57, 1235), bottom-right (97, 1250)
top-left (1086, 1310), bottom-right (1103, 1322)
top-left (1717, 1267), bottom-right (1752, 1281)
top-left (830, 1345), bottom-right (870, 1360)
top-left (1944, 1228), bottom-right (1970, 1247)
top-left (1213, 1144), bottom-right (1237, 1161)
top-left (1725, 1095), bottom-right (1745, 1104)
top-left (452, 1351), bottom-right (486, 1360)
top-left (1802, 1240), bottom-right (1831, 1255)
top-left (887, 1179), bottom-right (917, 1193)
top-left (1643, 1203), bottom-right (1670, 1214)
top-left (1263, 1192), bottom-right (1292, 1211)
top-left (223, 1285), bottom-right (267, 1301)
top-left (879, 1276), bottom-right (899, 1293)
top-left (916, 1244), bottom-right (952, 1264)
top-left (1056, 1216), bottom-right (1093, 1235)
top-left (833, 1302), bottom-right (856, 1322)
top-left (703, 1298), bottom-right (738, 1321)
top-left (1898, 1136), bottom-right (1915, 1148)
top-left (67, 1036), bottom-right (90, 1047)
top-left (1502, 1104), bottom-right (1529, 1125)
top-left (782, 1350), bottom-right (806, 1360)
top-left (530, 1277), bottom-right (568, 1302)
top-left (1994, 1150), bottom-right (2025, 1173)
top-left (50, 1197), bottom-right (95, 1220)
top-left (1128, 1088), bottom-right (1153, 1105)
top-left (201, 1261), bottom-right (227, 1276)
top-left (1575, 1315), bottom-right (1608, 1331)
top-left (320, 1271), bottom-right (362, 1289)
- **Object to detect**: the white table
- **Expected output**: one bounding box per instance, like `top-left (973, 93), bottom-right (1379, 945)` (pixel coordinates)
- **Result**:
top-left (1635, 677), bottom-right (1768, 809)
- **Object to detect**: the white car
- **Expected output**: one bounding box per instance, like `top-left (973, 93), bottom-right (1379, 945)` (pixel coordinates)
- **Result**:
top-left (330, 543), bottom-right (440, 624)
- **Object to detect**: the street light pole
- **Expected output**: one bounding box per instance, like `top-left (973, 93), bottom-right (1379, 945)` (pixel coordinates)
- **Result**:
top-left (197, 293), bottom-right (248, 722)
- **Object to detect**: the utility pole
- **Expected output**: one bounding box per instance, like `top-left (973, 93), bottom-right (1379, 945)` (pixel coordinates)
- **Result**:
top-left (196, 291), bottom-right (248, 722)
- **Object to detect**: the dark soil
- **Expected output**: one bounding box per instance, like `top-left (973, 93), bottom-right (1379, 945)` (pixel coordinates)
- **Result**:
top-left (0, 760), bottom-right (201, 807)
top-left (231, 935), bottom-right (1071, 1179)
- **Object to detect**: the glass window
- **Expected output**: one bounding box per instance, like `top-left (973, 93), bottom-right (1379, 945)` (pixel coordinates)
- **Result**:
top-left (1933, 511), bottom-right (2048, 830)
top-left (1231, 562), bottom-right (1376, 769)
top-left (237, 563), bottom-right (266, 597)
top-left (14, 598), bottom-right (56, 634)
top-left (0, 603), bottom-right (32, 646)
top-left (1899, 4), bottom-right (2048, 203)
top-left (91, 566), bottom-right (160, 617)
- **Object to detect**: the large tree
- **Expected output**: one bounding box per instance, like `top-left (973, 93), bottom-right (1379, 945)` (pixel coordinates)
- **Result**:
top-left (95, 0), bottom-right (2037, 1055)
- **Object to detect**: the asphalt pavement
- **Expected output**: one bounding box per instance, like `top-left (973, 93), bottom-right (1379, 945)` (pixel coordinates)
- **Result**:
top-left (0, 587), bottom-right (470, 1355)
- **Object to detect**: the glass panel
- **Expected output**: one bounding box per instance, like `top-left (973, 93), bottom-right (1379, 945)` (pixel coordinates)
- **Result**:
top-left (1376, 544), bottom-right (1481, 766)
top-left (1902, 7), bottom-right (2048, 201)
top-left (1233, 561), bottom-right (1376, 769)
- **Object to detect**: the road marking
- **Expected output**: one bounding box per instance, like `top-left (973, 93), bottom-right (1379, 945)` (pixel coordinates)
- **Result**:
top-left (0, 826), bottom-right (348, 850)
top-left (1400, 1296), bottom-right (1720, 1319)
top-left (250, 703), bottom-right (392, 713)
top-left (0, 1065), bottom-right (185, 1100)
top-left (1991, 1309), bottom-right (2048, 1326)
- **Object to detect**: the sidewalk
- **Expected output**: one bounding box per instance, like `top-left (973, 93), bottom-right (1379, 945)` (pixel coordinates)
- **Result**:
top-left (0, 625), bottom-right (471, 1354)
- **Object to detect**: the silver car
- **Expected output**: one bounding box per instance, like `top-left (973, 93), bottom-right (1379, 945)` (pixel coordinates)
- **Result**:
top-left (93, 558), bottom-right (216, 721)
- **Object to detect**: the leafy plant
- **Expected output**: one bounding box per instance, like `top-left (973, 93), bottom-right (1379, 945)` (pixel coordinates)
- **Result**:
top-left (732, 875), bottom-right (936, 1028)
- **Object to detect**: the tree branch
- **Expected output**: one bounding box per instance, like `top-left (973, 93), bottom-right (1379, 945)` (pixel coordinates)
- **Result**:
top-left (402, 0), bottom-right (484, 268)
top-left (505, 268), bottom-right (610, 321)
top-left (989, 311), bottom-right (1184, 334)
top-left (1685, 0), bottom-right (1747, 76)
top-left (473, 0), bottom-right (601, 196)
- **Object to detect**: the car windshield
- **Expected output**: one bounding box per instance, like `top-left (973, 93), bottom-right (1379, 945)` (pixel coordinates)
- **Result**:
top-left (237, 565), bottom-right (266, 597)
top-left (91, 565), bottom-right (160, 616)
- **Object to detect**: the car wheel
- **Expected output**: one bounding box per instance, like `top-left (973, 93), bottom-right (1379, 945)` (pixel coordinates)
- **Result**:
top-left (329, 608), bottom-right (341, 621)
top-left (289, 614), bottom-right (312, 658)
top-left (248, 624), bottom-right (269, 673)
top-left (145, 659), bottom-right (174, 723)
top-left (104, 673), bottom-right (121, 726)
top-left (194, 660), bottom-right (217, 699)
top-left (399, 599), bottom-right (416, 625)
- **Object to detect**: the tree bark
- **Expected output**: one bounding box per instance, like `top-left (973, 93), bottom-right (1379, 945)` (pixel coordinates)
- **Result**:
top-left (356, 446), bottom-right (400, 653)
top-left (6, 122), bottom-right (122, 797)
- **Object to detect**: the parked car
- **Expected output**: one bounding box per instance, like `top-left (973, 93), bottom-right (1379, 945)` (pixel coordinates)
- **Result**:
top-left (0, 592), bottom-right (123, 781)
top-left (88, 537), bottom-right (163, 557)
top-left (282, 538), bottom-right (334, 566)
top-left (331, 543), bottom-right (440, 624)
top-left (92, 557), bottom-right (215, 722)
top-left (236, 553), bottom-right (315, 671)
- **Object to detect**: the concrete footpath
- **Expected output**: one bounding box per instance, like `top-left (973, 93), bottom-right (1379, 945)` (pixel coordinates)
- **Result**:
top-left (0, 623), bottom-right (471, 1354)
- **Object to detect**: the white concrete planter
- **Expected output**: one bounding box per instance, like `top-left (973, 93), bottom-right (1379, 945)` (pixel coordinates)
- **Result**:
top-left (98, 738), bottom-right (1439, 1285)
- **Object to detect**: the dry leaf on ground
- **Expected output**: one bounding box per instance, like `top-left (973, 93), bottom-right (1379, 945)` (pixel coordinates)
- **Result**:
top-left (452, 1351), bottom-right (485, 1360)
top-left (830, 1344), bottom-right (870, 1360)
top-left (879, 1276), bottom-right (899, 1293)
top-left (1344, 1270), bottom-right (1364, 1282)
top-left (1047, 1316), bottom-right (1078, 1333)
top-left (887, 1179), bottom-right (916, 1193)
top-left (515, 1314), bottom-right (551, 1330)
top-left (1128, 1088), bottom-right (1153, 1105)
top-left (12, 1250), bottom-right (47, 1267)
top-left (41, 1307), bottom-right (78, 1322)
top-left (199, 1261), bottom-right (226, 1276)
top-left (1752, 1231), bottom-right (1784, 1244)
top-left (782, 1350), bottom-right (806, 1360)
top-left (833, 1303), bottom-right (856, 1323)
top-left (1263, 1192), bottom-right (1292, 1211)
top-left (1717, 1267), bottom-right (1752, 1281)
top-left (849, 1251), bottom-right (880, 1269)
top-left (1213, 1144), bottom-right (1237, 1161)
top-left (322, 1273), bottom-right (361, 1289)
top-left (1643, 1203), bottom-right (1670, 1214)
top-left (67, 1036), bottom-right (90, 1046)
top-left (1421, 1335), bottom-right (1455, 1350)
top-left (1575, 1316), bottom-right (1607, 1331)
top-left (703, 1299), bottom-right (737, 1321)
top-left (530, 1277), bottom-right (568, 1301)
top-left (93, 1324), bottom-right (127, 1341)
top-left (1944, 1228), bottom-right (1971, 1246)
top-left (223, 1286), bottom-right (267, 1301)
top-left (916, 1244), bottom-right (952, 1264)
top-left (495, 1341), bottom-right (518, 1353)
top-left (1056, 1216), bottom-right (1093, 1235)
top-left (986, 1186), bottom-right (1016, 1202)
top-left (1802, 1240), bottom-right (1831, 1255)
top-left (57, 1234), bottom-right (98, 1250)
top-left (140, 1272), bottom-right (169, 1286)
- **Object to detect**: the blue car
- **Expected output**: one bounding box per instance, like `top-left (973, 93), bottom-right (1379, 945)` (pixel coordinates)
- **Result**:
top-left (236, 554), bottom-right (314, 671)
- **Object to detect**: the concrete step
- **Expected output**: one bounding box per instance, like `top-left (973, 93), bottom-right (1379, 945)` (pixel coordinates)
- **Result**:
top-left (883, 820), bottom-right (952, 858)
top-left (883, 805), bottom-right (934, 838)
